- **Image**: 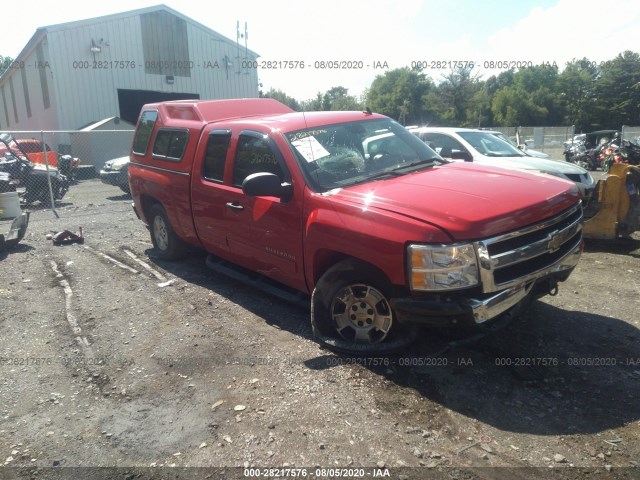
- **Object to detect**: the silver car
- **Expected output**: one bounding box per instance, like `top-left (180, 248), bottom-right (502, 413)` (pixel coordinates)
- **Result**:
top-left (409, 126), bottom-right (596, 201)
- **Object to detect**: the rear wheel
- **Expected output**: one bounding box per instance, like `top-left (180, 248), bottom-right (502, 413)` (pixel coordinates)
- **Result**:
top-left (311, 259), bottom-right (417, 354)
top-left (148, 204), bottom-right (187, 260)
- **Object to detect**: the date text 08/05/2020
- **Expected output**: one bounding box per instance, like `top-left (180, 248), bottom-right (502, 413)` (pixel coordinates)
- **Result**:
top-left (56, 58), bottom-right (571, 71)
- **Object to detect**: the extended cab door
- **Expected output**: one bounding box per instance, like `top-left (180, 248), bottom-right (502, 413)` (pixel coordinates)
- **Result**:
top-left (191, 129), bottom-right (234, 255)
top-left (192, 128), bottom-right (306, 292)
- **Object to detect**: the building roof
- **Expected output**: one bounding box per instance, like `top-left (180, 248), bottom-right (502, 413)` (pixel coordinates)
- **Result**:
top-left (0, 4), bottom-right (258, 86)
top-left (79, 117), bottom-right (135, 131)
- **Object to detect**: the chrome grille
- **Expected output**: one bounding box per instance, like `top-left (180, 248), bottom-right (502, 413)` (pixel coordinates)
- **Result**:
top-left (475, 202), bottom-right (583, 293)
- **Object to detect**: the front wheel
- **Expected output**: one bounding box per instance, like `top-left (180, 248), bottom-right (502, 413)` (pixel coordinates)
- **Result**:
top-left (311, 259), bottom-right (417, 354)
top-left (148, 204), bottom-right (187, 260)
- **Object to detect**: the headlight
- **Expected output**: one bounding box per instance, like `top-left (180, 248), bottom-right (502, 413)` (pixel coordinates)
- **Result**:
top-left (408, 244), bottom-right (479, 291)
top-left (110, 161), bottom-right (128, 171)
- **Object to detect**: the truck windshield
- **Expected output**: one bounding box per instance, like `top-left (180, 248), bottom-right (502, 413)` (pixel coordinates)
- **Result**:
top-left (285, 119), bottom-right (444, 191)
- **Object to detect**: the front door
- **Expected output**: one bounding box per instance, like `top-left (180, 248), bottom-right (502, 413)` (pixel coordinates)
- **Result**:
top-left (223, 131), bottom-right (305, 291)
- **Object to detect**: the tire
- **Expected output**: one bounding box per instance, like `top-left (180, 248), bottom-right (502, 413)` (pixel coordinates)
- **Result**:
top-left (311, 259), bottom-right (417, 354)
top-left (148, 203), bottom-right (188, 260)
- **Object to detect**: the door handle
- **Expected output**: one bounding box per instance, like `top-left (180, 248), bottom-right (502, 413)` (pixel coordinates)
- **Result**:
top-left (226, 202), bottom-right (244, 211)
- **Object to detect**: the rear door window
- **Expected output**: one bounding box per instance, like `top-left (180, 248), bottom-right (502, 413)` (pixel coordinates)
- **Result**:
top-left (202, 130), bottom-right (231, 182)
top-left (132, 110), bottom-right (158, 156)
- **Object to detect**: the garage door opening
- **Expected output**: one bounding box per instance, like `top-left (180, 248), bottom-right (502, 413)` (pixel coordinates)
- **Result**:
top-left (118, 89), bottom-right (200, 125)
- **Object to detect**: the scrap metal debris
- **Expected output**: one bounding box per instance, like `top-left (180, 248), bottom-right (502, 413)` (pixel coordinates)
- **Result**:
top-left (49, 227), bottom-right (84, 245)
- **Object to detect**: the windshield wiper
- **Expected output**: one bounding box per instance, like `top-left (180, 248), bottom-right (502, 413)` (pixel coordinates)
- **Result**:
top-left (391, 157), bottom-right (439, 171)
top-left (348, 157), bottom-right (443, 186)
top-left (350, 170), bottom-right (406, 185)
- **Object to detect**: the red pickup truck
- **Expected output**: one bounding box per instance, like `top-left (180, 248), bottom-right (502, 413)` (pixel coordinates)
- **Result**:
top-left (129, 99), bottom-right (583, 353)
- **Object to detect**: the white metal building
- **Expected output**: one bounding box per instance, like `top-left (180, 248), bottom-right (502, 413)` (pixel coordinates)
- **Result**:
top-left (0, 4), bottom-right (260, 130)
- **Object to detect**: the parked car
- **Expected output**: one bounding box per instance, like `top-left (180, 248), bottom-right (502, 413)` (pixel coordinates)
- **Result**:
top-left (100, 156), bottom-right (130, 193)
top-left (409, 127), bottom-right (596, 202)
top-left (128, 99), bottom-right (583, 353)
top-left (485, 130), bottom-right (550, 159)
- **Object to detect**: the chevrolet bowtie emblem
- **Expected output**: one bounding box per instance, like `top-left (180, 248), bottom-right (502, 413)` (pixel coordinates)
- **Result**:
top-left (547, 230), bottom-right (563, 252)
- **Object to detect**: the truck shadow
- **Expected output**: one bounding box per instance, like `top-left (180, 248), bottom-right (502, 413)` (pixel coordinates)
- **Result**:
top-left (360, 301), bottom-right (640, 436)
top-left (143, 249), bottom-right (313, 339)
top-left (143, 250), bottom-right (639, 436)
top-left (106, 193), bottom-right (131, 201)
top-left (583, 236), bottom-right (640, 257)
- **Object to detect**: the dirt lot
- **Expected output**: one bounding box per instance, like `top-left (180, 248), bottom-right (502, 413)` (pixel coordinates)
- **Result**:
top-left (1, 179), bottom-right (639, 480)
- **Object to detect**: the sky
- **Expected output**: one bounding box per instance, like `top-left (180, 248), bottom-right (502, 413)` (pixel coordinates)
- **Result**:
top-left (2, 0), bottom-right (640, 101)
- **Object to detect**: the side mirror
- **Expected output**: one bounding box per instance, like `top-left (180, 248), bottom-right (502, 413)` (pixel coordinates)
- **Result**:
top-left (451, 151), bottom-right (473, 162)
top-left (242, 172), bottom-right (292, 201)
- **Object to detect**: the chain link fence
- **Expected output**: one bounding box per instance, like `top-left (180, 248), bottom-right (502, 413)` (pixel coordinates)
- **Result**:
top-left (0, 130), bottom-right (134, 219)
top-left (485, 126), bottom-right (576, 160)
top-left (622, 125), bottom-right (640, 143)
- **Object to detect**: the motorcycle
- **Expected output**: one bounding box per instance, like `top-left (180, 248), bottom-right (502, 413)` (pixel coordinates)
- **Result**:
top-left (600, 143), bottom-right (622, 173)
top-left (57, 154), bottom-right (81, 184)
top-left (601, 139), bottom-right (640, 173)
top-left (0, 134), bottom-right (69, 206)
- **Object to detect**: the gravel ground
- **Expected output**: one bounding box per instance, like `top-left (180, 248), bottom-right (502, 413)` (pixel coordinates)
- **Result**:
top-left (0, 179), bottom-right (639, 480)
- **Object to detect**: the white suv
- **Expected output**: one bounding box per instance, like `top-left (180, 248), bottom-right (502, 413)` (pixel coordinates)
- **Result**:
top-left (409, 126), bottom-right (596, 201)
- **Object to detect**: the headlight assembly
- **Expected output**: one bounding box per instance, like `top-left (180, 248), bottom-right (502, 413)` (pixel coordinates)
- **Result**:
top-left (110, 161), bottom-right (128, 171)
top-left (408, 244), bottom-right (479, 291)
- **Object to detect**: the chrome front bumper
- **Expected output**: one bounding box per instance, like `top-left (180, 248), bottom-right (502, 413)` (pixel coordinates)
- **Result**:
top-left (391, 238), bottom-right (582, 327)
top-left (465, 239), bottom-right (582, 323)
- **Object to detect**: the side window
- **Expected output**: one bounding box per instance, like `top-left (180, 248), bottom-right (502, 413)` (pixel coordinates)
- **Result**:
top-left (232, 134), bottom-right (285, 187)
top-left (132, 110), bottom-right (158, 155)
top-left (421, 133), bottom-right (466, 158)
top-left (152, 129), bottom-right (189, 161)
top-left (203, 131), bottom-right (231, 182)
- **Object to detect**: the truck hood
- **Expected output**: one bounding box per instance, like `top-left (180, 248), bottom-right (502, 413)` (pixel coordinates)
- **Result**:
top-left (329, 162), bottom-right (580, 241)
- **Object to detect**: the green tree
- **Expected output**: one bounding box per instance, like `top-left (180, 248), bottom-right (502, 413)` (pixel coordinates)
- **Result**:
top-left (300, 92), bottom-right (324, 111)
top-left (489, 65), bottom-right (562, 126)
top-left (484, 69), bottom-right (515, 97)
top-left (0, 55), bottom-right (14, 76)
top-left (435, 66), bottom-right (482, 126)
top-left (321, 86), bottom-right (362, 111)
top-left (367, 68), bottom-right (434, 125)
top-left (557, 58), bottom-right (598, 131)
top-left (491, 86), bottom-right (547, 125)
top-left (472, 87), bottom-right (492, 128)
top-left (260, 88), bottom-right (300, 111)
top-left (592, 51), bottom-right (640, 128)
